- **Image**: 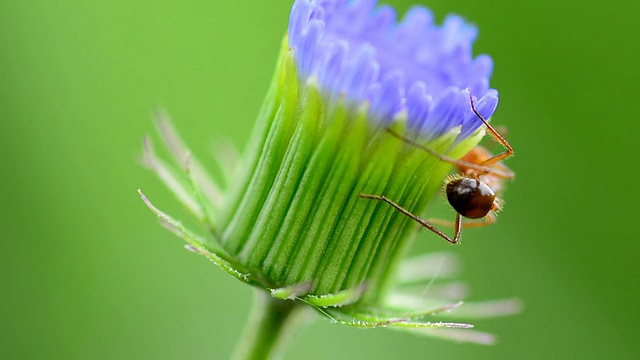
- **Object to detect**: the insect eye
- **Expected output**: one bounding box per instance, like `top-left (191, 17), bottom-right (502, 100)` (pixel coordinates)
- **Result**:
top-left (446, 178), bottom-right (495, 219)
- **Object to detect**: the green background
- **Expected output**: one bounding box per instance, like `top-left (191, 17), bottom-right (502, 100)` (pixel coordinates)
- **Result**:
top-left (1, 0), bottom-right (638, 359)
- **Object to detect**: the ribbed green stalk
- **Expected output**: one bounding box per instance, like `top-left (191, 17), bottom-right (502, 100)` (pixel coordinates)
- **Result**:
top-left (240, 86), bottom-right (321, 269)
top-left (356, 128), bottom-right (460, 304)
top-left (264, 103), bottom-right (348, 281)
top-left (286, 109), bottom-right (370, 287)
top-left (222, 50), bottom-right (299, 255)
top-left (313, 120), bottom-right (405, 294)
top-left (232, 290), bottom-right (307, 360)
top-left (218, 39), bottom-right (289, 238)
top-left (219, 44), bottom-right (485, 305)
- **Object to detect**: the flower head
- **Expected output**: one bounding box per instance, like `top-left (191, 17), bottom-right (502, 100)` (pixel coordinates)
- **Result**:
top-left (139, 0), bottom-right (518, 353)
top-left (289, 0), bottom-right (499, 141)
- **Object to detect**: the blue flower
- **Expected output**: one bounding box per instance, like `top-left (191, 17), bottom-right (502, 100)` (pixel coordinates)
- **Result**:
top-left (289, 0), bottom-right (499, 141)
top-left (140, 1), bottom-right (519, 356)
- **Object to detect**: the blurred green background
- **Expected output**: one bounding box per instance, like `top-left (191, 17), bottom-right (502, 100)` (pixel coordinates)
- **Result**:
top-left (1, 0), bottom-right (638, 359)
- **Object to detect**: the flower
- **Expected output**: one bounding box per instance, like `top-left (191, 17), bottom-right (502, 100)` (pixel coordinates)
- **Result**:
top-left (288, 0), bottom-right (499, 141)
top-left (139, 0), bottom-right (519, 356)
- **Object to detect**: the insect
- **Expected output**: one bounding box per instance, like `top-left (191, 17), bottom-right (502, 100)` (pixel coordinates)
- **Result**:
top-left (359, 94), bottom-right (515, 244)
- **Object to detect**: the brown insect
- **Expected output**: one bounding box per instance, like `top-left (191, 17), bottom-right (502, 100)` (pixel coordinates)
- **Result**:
top-left (360, 95), bottom-right (515, 244)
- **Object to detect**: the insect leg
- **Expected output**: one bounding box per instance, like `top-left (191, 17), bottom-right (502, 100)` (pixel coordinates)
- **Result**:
top-left (468, 93), bottom-right (514, 166)
top-left (359, 193), bottom-right (461, 244)
top-left (385, 128), bottom-right (512, 179)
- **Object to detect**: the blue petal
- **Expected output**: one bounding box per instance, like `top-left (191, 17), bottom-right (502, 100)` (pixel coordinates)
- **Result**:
top-left (458, 89), bottom-right (499, 141)
top-left (339, 44), bottom-right (379, 101)
top-left (316, 41), bottom-right (348, 93)
top-left (288, 0), bottom-right (499, 141)
top-left (288, 0), bottom-right (312, 46)
top-left (296, 20), bottom-right (325, 76)
top-left (406, 81), bottom-right (433, 130)
top-left (370, 69), bottom-right (404, 123)
top-left (421, 87), bottom-right (468, 140)
top-left (362, 5), bottom-right (396, 40)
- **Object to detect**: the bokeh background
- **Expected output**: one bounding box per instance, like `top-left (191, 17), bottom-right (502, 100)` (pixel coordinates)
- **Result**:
top-left (2, 0), bottom-right (638, 359)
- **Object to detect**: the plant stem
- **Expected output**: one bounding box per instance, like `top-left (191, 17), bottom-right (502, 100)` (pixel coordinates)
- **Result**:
top-left (232, 290), bottom-right (308, 360)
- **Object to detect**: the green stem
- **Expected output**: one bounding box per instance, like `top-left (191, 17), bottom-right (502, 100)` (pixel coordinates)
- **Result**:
top-left (232, 290), bottom-right (308, 360)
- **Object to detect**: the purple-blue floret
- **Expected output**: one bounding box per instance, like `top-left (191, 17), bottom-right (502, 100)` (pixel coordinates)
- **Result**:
top-left (288, 0), bottom-right (499, 141)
